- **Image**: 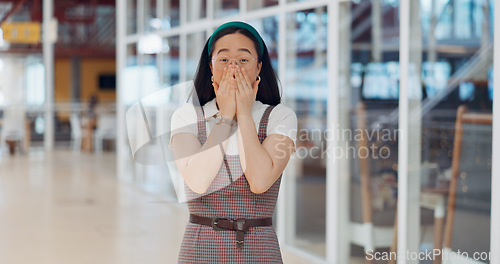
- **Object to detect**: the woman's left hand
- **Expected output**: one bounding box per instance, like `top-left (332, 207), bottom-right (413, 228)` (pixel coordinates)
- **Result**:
top-left (235, 66), bottom-right (260, 116)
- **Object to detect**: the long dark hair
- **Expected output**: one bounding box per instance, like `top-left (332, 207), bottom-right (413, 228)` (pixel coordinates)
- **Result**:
top-left (192, 27), bottom-right (281, 106)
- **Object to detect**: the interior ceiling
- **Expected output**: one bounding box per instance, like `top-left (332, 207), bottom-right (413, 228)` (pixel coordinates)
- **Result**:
top-left (0, 0), bottom-right (116, 57)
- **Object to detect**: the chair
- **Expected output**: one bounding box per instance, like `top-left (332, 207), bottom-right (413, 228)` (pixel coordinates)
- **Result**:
top-left (94, 114), bottom-right (117, 152)
top-left (442, 105), bottom-right (492, 264)
top-left (0, 109), bottom-right (26, 155)
top-left (352, 103), bottom-right (448, 264)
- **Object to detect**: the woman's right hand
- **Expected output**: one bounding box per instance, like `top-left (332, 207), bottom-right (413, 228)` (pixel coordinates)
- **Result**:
top-left (212, 66), bottom-right (236, 119)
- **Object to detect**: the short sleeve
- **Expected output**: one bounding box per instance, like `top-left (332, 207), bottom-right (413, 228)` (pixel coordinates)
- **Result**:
top-left (267, 104), bottom-right (298, 150)
top-left (169, 103), bottom-right (198, 149)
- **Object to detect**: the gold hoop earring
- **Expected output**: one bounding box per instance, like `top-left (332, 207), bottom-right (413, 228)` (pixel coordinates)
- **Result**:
top-left (211, 76), bottom-right (214, 82)
top-left (257, 76), bottom-right (261, 81)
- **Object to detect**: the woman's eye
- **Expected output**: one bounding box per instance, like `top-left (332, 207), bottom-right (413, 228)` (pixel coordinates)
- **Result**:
top-left (240, 58), bottom-right (249, 63)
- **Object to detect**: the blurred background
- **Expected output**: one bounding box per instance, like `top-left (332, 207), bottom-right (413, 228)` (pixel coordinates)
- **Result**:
top-left (0, 0), bottom-right (498, 263)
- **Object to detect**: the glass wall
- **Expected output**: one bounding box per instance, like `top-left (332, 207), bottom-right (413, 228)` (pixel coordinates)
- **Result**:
top-left (117, 0), bottom-right (498, 263)
top-left (412, 0), bottom-right (494, 263)
top-left (214, 0), bottom-right (238, 18)
top-left (334, 0), bottom-right (495, 262)
top-left (284, 6), bottom-right (327, 258)
top-left (186, 32), bottom-right (205, 81)
top-left (337, 0), bottom-right (402, 261)
top-left (248, 0), bottom-right (278, 11)
top-left (186, 0), bottom-right (206, 22)
top-left (126, 0), bottom-right (137, 35)
top-left (162, 36), bottom-right (180, 86)
top-left (163, 0), bottom-right (180, 28)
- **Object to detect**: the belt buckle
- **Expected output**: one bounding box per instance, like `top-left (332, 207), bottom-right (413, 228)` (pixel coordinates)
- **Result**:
top-left (211, 217), bottom-right (227, 231)
top-left (235, 218), bottom-right (246, 232)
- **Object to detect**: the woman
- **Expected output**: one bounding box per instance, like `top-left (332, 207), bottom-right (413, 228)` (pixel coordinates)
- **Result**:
top-left (169, 21), bottom-right (297, 263)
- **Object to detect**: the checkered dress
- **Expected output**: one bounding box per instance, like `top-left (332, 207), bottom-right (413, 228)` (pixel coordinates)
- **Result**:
top-left (177, 104), bottom-right (283, 264)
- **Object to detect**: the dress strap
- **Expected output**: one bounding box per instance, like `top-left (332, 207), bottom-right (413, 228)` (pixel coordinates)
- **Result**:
top-left (194, 105), bottom-right (207, 145)
top-left (258, 105), bottom-right (276, 144)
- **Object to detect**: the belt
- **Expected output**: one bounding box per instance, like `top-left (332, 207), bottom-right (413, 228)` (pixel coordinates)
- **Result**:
top-left (189, 214), bottom-right (273, 250)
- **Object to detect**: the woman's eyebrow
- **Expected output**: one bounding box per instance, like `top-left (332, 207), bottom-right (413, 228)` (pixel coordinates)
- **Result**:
top-left (237, 48), bottom-right (252, 54)
top-left (216, 48), bottom-right (253, 55)
top-left (216, 49), bottom-right (230, 54)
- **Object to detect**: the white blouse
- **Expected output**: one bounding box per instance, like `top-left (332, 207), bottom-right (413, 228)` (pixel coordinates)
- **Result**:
top-left (169, 98), bottom-right (297, 155)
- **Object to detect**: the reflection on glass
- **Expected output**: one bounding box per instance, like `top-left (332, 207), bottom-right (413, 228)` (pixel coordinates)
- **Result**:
top-left (343, 1), bottom-right (400, 262)
top-left (26, 58), bottom-right (45, 106)
top-left (422, 62), bottom-right (451, 98)
top-left (138, 34), bottom-right (164, 54)
top-left (163, 0), bottom-right (180, 28)
top-left (144, 0), bottom-right (156, 33)
top-left (124, 44), bottom-right (138, 106)
top-left (187, 0), bottom-right (206, 22)
top-left (459, 82), bottom-right (475, 101)
top-left (421, 0), bottom-right (492, 41)
top-left (248, 17), bottom-right (278, 68)
top-left (144, 53), bottom-right (157, 66)
top-left (248, 0), bottom-right (278, 10)
top-left (186, 32), bottom-right (206, 80)
top-left (362, 62), bottom-right (399, 100)
top-left (127, 0), bottom-right (137, 35)
top-left (454, 0), bottom-right (473, 39)
top-left (489, 0), bottom-right (494, 37)
top-left (214, 0), bottom-right (238, 18)
top-left (488, 67), bottom-right (493, 101)
top-left (122, 41), bottom-right (174, 197)
top-left (285, 7), bottom-right (327, 258)
top-left (417, 0), bottom-right (493, 262)
top-left (162, 36), bottom-right (180, 87)
top-left (124, 45), bottom-right (161, 108)
top-left (446, 121), bottom-right (492, 258)
top-left (126, 44), bottom-right (138, 67)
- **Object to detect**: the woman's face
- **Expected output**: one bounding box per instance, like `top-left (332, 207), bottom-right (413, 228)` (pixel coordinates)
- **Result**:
top-left (210, 33), bottom-right (262, 89)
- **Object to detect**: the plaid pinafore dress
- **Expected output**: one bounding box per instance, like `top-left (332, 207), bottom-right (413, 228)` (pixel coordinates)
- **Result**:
top-left (177, 104), bottom-right (283, 264)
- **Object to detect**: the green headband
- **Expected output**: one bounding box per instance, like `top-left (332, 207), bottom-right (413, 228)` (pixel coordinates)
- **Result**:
top-left (208, 21), bottom-right (264, 58)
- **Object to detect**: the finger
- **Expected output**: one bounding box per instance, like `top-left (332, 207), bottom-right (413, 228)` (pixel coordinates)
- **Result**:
top-left (241, 68), bottom-right (253, 89)
top-left (232, 76), bottom-right (238, 92)
top-left (241, 68), bottom-right (258, 96)
top-left (231, 77), bottom-right (238, 96)
top-left (235, 67), bottom-right (245, 90)
top-left (235, 81), bottom-right (242, 101)
top-left (234, 73), bottom-right (241, 92)
top-left (225, 66), bottom-right (232, 82)
top-left (230, 68), bottom-right (237, 90)
top-left (235, 68), bottom-right (244, 92)
top-left (219, 67), bottom-right (229, 93)
top-left (237, 67), bottom-right (251, 93)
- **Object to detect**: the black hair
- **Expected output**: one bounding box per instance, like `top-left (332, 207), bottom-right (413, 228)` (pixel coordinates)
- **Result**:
top-left (192, 27), bottom-right (281, 107)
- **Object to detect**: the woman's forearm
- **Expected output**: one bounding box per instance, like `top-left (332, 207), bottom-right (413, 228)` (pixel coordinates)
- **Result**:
top-left (180, 123), bottom-right (232, 194)
top-left (236, 113), bottom-right (275, 193)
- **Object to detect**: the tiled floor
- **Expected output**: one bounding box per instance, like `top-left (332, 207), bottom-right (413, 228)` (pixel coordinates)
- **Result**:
top-left (0, 149), bottom-right (313, 264)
